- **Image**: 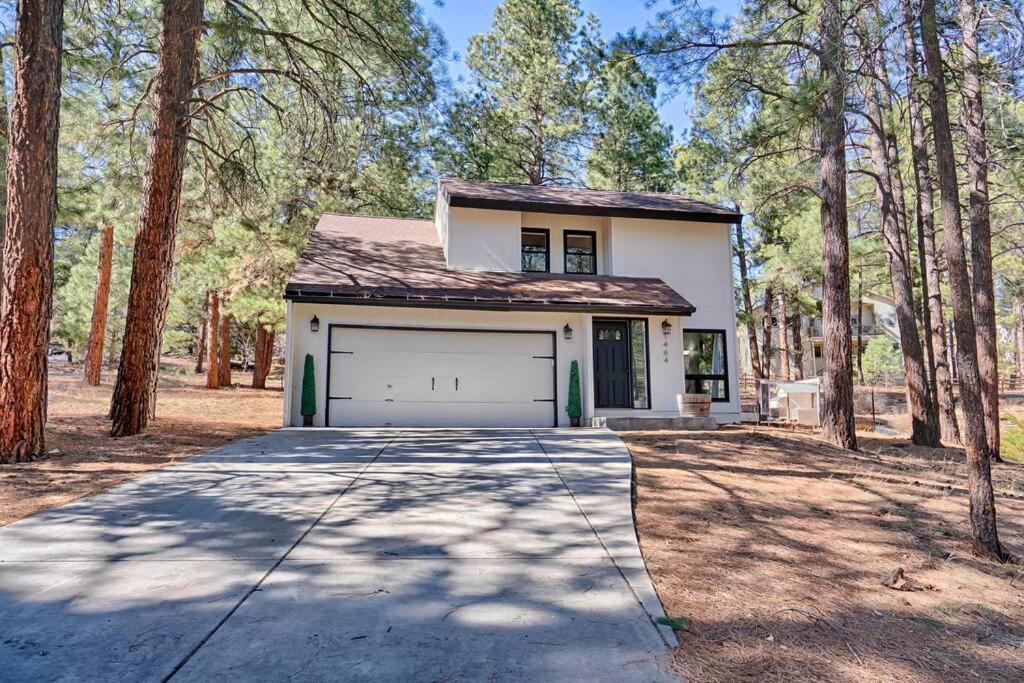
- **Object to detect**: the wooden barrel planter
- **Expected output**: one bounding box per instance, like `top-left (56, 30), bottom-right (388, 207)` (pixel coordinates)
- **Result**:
top-left (677, 393), bottom-right (711, 417)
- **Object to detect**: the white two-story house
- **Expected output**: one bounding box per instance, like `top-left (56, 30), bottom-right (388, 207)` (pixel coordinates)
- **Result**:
top-left (283, 179), bottom-right (743, 428)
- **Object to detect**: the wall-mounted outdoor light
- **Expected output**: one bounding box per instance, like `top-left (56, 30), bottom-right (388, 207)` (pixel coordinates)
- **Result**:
top-left (310, 315), bottom-right (320, 333)
top-left (661, 319), bottom-right (672, 336)
top-left (563, 323), bottom-right (573, 340)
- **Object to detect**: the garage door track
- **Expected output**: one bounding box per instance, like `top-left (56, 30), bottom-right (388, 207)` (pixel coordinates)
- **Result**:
top-left (0, 429), bottom-right (677, 681)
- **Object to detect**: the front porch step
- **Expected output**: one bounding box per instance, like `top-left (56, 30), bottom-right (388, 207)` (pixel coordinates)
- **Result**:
top-left (590, 416), bottom-right (718, 431)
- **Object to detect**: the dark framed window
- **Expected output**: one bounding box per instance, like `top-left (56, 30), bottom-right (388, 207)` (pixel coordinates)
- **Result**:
top-left (564, 230), bottom-right (596, 274)
top-left (684, 329), bottom-right (729, 402)
top-left (521, 228), bottom-right (549, 272)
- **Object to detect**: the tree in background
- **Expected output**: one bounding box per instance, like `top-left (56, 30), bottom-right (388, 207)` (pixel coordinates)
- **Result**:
top-left (81, 226), bottom-right (114, 385)
top-left (109, 0), bottom-right (205, 436)
top-left (439, 0), bottom-right (602, 184)
top-left (0, 0), bottom-right (64, 463)
top-left (919, 0), bottom-right (1003, 560)
top-left (586, 51), bottom-right (673, 191)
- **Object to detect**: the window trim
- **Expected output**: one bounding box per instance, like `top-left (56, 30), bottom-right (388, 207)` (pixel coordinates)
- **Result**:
top-left (683, 328), bottom-right (730, 403)
top-left (521, 227), bottom-right (550, 273)
top-left (593, 317), bottom-right (651, 411)
top-left (563, 229), bottom-right (597, 275)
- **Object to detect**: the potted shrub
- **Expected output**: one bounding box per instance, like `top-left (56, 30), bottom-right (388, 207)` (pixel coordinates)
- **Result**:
top-left (566, 360), bottom-right (582, 427)
top-left (301, 353), bottom-right (316, 426)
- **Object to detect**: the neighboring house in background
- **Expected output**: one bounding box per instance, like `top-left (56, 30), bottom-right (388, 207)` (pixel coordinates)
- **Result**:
top-left (283, 179), bottom-right (743, 427)
top-left (741, 287), bottom-right (901, 379)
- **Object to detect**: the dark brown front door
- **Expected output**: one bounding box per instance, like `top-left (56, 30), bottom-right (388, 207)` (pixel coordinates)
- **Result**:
top-left (594, 321), bottom-right (631, 408)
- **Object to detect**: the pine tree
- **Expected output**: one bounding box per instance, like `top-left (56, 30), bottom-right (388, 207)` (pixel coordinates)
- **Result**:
top-left (0, 0), bottom-right (64, 463)
top-left (586, 52), bottom-right (673, 191)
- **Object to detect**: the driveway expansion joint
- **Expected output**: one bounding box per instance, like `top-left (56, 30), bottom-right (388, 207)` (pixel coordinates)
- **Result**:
top-left (160, 430), bottom-right (406, 682)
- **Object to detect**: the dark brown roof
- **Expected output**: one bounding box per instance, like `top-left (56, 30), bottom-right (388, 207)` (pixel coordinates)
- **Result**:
top-left (439, 178), bottom-right (741, 223)
top-left (285, 214), bottom-right (695, 315)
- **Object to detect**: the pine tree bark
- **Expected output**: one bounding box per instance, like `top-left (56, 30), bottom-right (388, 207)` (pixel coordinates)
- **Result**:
top-left (901, 0), bottom-right (960, 443)
top-left (818, 0), bottom-right (856, 450)
top-left (0, 45), bottom-right (10, 307)
top-left (735, 220), bottom-right (762, 378)
top-left (856, 276), bottom-right (865, 384)
top-left (761, 284), bottom-right (775, 379)
top-left (252, 325), bottom-right (274, 389)
top-left (109, 0), bottom-right (204, 437)
top-left (920, 0), bottom-right (1003, 560)
top-left (218, 313), bottom-right (232, 387)
top-left (205, 291), bottom-right (220, 390)
top-left (858, 16), bottom-right (940, 446)
top-left (777, 291), bottom-right (791, 381)
top-left (960, 0), bottom-right (1000, 460)
top-left (195, 307), bottom-right (207, 375)
top-left (0, 0), bottom-right (63, 463)
top-left (82, 225), bottom-right (114, 386)
top-left (789, 312), bottom-right (805, 380)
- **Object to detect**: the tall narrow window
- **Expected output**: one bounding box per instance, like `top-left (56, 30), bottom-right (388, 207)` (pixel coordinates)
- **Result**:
top-left (630, 320), bottom-right (650, 409)
top-left (684, 329), bottom-right (729, 402)
top-left (521, 228), bottom-right (549, 272)
top-left (564, 230), bottom-right (596, 274)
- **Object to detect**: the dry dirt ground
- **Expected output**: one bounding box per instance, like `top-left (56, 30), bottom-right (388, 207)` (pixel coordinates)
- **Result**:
top-left (624, 425), bottom-right (1024, 682)
top-left (0, 357), bottom-right (282, 525)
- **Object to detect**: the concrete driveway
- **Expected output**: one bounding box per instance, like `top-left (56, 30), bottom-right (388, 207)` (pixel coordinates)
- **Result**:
top-left (0, 429), bottom-right (678, 681)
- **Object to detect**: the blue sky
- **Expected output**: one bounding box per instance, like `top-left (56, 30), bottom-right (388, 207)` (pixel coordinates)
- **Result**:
top-left (418, 0), bottom-right (741, 136)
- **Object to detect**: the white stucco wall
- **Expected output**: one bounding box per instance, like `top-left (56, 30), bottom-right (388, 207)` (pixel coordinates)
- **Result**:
top-left (284, 303), bottom-right (691, 427)
top-left (609, 217), bottom-right (742, 418)
top-left (444, 207), bottom-right (522, 271)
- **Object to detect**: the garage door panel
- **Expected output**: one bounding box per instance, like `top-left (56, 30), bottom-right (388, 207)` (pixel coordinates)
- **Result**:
top-left (332, 329), bottom-right (550, 356)
top-left (330, 351), bottom-right (550, 378)
top-left (326, 327), bottom-right (556, 428)
top-left (328, 400), bottom-right (553, 428)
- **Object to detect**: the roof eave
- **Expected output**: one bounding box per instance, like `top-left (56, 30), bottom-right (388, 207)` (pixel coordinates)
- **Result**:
top-left (284, 289), bottom-right (695, 317)
top-left (445, 195), bottom-right (740, 224)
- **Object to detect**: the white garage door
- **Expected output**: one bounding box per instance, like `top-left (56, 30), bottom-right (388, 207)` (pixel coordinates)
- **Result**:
top-left (326, 326), bottom-right (557, 427)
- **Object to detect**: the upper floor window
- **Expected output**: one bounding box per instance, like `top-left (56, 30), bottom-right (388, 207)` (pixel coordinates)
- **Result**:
top-left (564, 230), bottom-right (596, 274)
top-left (521, 228), bottom-right (549, 272)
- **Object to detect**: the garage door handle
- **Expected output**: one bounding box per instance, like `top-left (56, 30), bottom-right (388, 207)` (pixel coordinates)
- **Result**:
top-left (431, 377), bottom-right (435, 391)
top-left (455, 377), bottom-right (459, 391)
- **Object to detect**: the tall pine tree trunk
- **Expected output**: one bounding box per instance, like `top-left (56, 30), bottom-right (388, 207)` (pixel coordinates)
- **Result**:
top-left (83, 225), bottom-right (114, 386)
top-left (195, 296), bottom-right (207, 374)
top-left (218, 313), bottom-right (232, 387)
top-left (818, 0), bottom-right (856, 449)
top-left (901, 0), bottom-right (960, 443)
top-left (0, 0), bottom-right (63, 463)
top-left (206, 291), bottom-right (220, 390)
top-left (109, 0), bottom-right (204, 437)
top-left (762, 284), bottom-right (774, 379)
top-left (777, 291), bottom-right (791, 381)
top-left (789, 312), bottom-right (805, 380)
top-left (920, 0), bottom-right (1003, 560)
top-left (0, 45), bottom-right (10, 308)
top-left (960, 0), bottom-right (1000, 460)
top-left (253, 325), bottom-right (274, 389)
top-left (735, 220), bottom-right (762, 378)
top-left (858, 16), bottom-right (940, 445)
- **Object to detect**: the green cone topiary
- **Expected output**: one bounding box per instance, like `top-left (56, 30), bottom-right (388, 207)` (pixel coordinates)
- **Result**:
top-left (567, 360), bottom-right (582, 426)
top-left (301, 353), bottom-right (316, 424)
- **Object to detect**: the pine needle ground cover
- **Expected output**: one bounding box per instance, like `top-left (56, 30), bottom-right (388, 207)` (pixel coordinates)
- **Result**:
top-left (0, 357), bottom-right (281, 525)
top-left (625, 424), bottom-right (1024, 682)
